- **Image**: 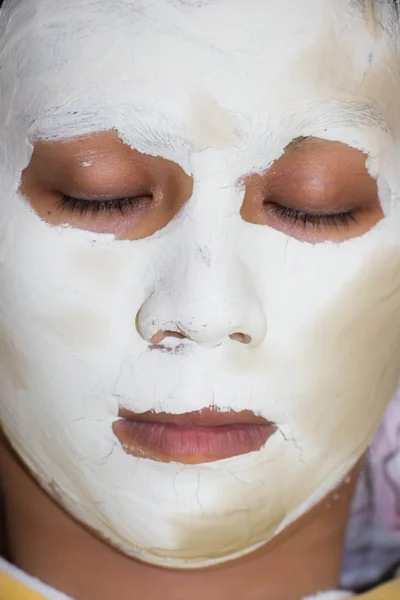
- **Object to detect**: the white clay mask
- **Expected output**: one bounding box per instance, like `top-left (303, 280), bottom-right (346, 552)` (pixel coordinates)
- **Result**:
top-left (1, 0), bottom-right (400, 569)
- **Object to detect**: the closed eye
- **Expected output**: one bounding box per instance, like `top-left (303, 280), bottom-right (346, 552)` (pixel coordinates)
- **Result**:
top-left (266, 201), bottom-right (358, 229)
top-left (56, 193), bottom-right (153, 216)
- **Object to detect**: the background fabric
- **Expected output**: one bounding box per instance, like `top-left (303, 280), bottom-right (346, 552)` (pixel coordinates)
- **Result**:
top-left (342, 389), bottom-right (400, 589)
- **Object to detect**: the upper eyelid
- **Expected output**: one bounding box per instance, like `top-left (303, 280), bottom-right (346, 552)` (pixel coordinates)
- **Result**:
top-left (58, 192), bottom-right (357, 225)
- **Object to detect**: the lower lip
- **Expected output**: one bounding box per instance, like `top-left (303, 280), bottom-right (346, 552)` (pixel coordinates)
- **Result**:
top-left (112, 420), bottom-right (277, 464)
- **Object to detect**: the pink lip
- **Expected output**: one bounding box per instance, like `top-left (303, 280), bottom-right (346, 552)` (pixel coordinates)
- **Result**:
top-left (112, 408), bottom-right (277, 464)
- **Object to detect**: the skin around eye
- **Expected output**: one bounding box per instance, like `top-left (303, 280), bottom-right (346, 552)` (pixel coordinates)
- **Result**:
top-left (241, 137), bottom-right (383, 243)
top-left (21, 132), bottom-right (383, 243)
top-left (20, 131), bottom-right (193, 240)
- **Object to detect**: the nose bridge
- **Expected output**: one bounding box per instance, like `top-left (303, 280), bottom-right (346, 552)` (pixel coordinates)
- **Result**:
top-left (138, 203), bottom-right (267, 347)
top-left (185, 156), bottom-right (245, 257)
top-left (187, 192), bottom-right (235, 269)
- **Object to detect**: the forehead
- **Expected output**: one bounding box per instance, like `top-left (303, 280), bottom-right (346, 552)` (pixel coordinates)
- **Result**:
top-left (0, 0), bottom-right (397, 163)
top-left (1, 0), bottom-right (375, 90)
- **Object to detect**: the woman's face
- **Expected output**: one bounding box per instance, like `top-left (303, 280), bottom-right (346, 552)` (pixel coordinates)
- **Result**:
top-left (1, 0), bottom-right (400, 569)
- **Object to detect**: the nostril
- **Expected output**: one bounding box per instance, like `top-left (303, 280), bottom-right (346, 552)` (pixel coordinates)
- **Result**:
top-left (149, 330), bottom-right (186, 344)
top-left (229, 332), bottom-right (252, 345)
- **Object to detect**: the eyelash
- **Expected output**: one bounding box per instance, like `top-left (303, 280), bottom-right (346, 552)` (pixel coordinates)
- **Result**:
top-left (269, 204), bottom-right (358, 229)
top-left (57, 194), bottom-right (149, 216)
top-left (57, 194), bottom-right (357, 229)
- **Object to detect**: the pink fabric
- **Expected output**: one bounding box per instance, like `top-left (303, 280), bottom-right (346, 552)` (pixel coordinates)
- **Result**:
top-left (342, 390), bottom-right (400, 589)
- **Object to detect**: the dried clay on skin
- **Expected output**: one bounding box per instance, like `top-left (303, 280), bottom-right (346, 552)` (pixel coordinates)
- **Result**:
top-left (0, 0), bottom-right (400, 569)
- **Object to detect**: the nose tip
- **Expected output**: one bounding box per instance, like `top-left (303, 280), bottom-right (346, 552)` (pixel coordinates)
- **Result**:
top-left (137, 256), bottom-right (268, 349)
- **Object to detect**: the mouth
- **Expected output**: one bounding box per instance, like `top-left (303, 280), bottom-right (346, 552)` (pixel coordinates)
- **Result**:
top-left (112, 407), bottom-right (277, 464)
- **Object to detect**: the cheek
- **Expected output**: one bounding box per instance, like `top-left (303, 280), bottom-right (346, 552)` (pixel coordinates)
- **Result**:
top-left (0, 335), bottom-right (31, 392)
top-left (0, 242), bottom-right (142, 428)
top-left (286, 251), bottom-right (400, 452)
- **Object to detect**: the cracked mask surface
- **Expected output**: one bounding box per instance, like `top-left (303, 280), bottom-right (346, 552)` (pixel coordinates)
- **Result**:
top-left (1, 0), bottom-right (400, 569)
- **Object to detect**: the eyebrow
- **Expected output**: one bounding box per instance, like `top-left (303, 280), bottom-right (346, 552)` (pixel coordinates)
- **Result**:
top-left (32, 97), bottom-right (389, 159)
top-left (31, 104), bottom-right (190, 156)
top-left (283, 100), bottom-right (389, 136)
top-left (284, 136), bottom-right (311, 152)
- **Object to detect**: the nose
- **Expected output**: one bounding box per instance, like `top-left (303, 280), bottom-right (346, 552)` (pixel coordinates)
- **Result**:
top-left (137, 249), bottom-right (267, 349)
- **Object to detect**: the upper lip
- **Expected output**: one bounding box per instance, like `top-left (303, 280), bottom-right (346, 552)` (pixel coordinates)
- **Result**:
top-left (118, 407), bottom-right (273, 427)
